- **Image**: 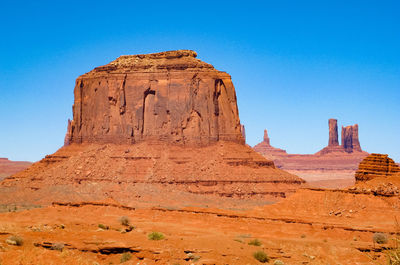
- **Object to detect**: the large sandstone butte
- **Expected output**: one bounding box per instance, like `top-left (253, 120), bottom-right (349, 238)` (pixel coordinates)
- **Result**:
top-left (65, 50), bottom-right (243, 146)
top-left (355, 153), bottom-right (400, 182)
top-left (253, 119), bottom-right (368, 188)
top-left (0, 50), bottom-right (304, 205)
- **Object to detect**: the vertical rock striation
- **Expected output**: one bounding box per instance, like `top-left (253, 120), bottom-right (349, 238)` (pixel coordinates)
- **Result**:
top-left (328, 119), bottom-right (339, 146)
top-left (65, 50), bottom-right (244, 146)
top-left (341, 125), bottom-right (362, 153)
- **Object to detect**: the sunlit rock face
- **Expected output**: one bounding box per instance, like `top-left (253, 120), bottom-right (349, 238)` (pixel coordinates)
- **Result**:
top-left (65, 50), bottom-right (244, 146)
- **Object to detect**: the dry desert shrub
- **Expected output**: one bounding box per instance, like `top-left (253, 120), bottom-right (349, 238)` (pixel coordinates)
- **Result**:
top-left (119, 216), bottom-right (130, 226)
top-left (253, 250), bottom-right (269, 263)
top-left (373, 232), bottom-right (388, 244)
top-left (98, 223), bottom-right (109, 230)
top-left (120, 252), bottom-right (131, 263)
top-left (148, 232), bottom-right (165, 240)
top-left (248, 238), bottom-right (262, 246)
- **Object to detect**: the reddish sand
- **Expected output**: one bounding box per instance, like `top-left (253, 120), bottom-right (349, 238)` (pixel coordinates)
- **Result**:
top-left (0, 184), bottom-right (398, 264)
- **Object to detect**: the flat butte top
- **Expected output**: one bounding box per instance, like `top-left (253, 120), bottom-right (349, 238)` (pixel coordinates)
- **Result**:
top-left (84, 50), bottom-right (216, 76)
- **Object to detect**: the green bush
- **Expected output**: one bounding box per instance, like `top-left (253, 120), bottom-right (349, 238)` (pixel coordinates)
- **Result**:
top-left (373, 232), bottom-right (388, 244)
top-left (248, 239), bottom-right (262, 246)
top-left (148, 232), bottom-right (165, 240)
top-left (120, 252), bottom-right (131, 263)
top-left (119, 216), bottom-right (130, 226)
top-left (253, 251), bottom-right (269, 263)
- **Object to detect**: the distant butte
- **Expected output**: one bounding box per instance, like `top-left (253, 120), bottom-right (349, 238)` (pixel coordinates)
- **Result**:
top-left (253, 119), bottom-right (369, 188)
top-left (316, 119), bottom-right (365, 155)
top-left (0, 158), bottom-right (31, 180)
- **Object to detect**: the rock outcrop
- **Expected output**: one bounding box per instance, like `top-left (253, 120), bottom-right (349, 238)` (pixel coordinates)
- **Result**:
top-left (253, 130), bottom-right (288, 159)
top-left (65, 50), bottom-right (244, 146)
top-left (318, 120), bottom-right (365, 155)
top-left (341, 125), bottom-right (362, 153)
top-left (355, 153), bottom-right (400, 182)
top-left (253, 119), bottom-right (369, 189)
top-left (0, 50), bottom-right (305, 205)
top-left (328, 119), bottom-right (339, 147)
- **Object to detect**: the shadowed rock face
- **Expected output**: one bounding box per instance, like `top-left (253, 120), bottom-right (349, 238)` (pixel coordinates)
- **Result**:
top-left (65, 50), bottom-right (244, 146)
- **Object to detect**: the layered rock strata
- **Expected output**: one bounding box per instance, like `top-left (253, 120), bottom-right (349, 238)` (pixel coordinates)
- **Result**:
top-left (355, 153), bottom-right (400, 182)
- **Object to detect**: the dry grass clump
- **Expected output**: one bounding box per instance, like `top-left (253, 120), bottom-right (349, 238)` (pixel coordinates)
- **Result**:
top-left (253, 250), bottom-right (269, 263)
top-left (148, 232), bottom-right (165, 240)
top-left (119, 216), bottom-right (130, 226)
top-left (98, 224), bottom-right (109, 230)
top-left (248, 238), bottom-right (262, 246)
top-left (120, 252), bottom-right (131, 263)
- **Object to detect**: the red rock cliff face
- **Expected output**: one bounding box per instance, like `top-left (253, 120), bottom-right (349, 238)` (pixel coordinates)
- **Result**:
top-left (341, 125), bottom-right (362, 153)
top-left (65, 50), bottom-right (244, 146)
top-left (328, 119), bottom-right (339, 147)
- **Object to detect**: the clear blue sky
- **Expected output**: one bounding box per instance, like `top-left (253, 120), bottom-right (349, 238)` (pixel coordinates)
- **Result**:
top-left (0, 0), bottom-right (399, 162)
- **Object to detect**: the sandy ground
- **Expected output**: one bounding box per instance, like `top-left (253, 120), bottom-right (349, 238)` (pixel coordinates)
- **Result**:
top-left (0, 187), bottom-right (397, 265)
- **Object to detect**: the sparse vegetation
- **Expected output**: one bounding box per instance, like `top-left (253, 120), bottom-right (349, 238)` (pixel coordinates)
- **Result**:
top-left (148, 232), bottom-right (165, 240)
top-left (119, 216), bottom-right (130, 226)
top-left (51, 242), bottom-right (65, 251)
top-left (387, 240), bottom-right (400, 264)
top-left (98, 224), bottom-right (109, 230)
top-left (6, 235), bottom-right (23, 246)
top-left (373, 232), bottom-right (388, 244)
top-left (248, 238), bottom-right (262, 246)
top-left (120, 252), bottom-right (131, 263)
top-left (253, 251), bottom-right (269, 263)
top-left (274, 260), bottom-right (285, 265)
top-left (301, 234), bottom-right (306, 238)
